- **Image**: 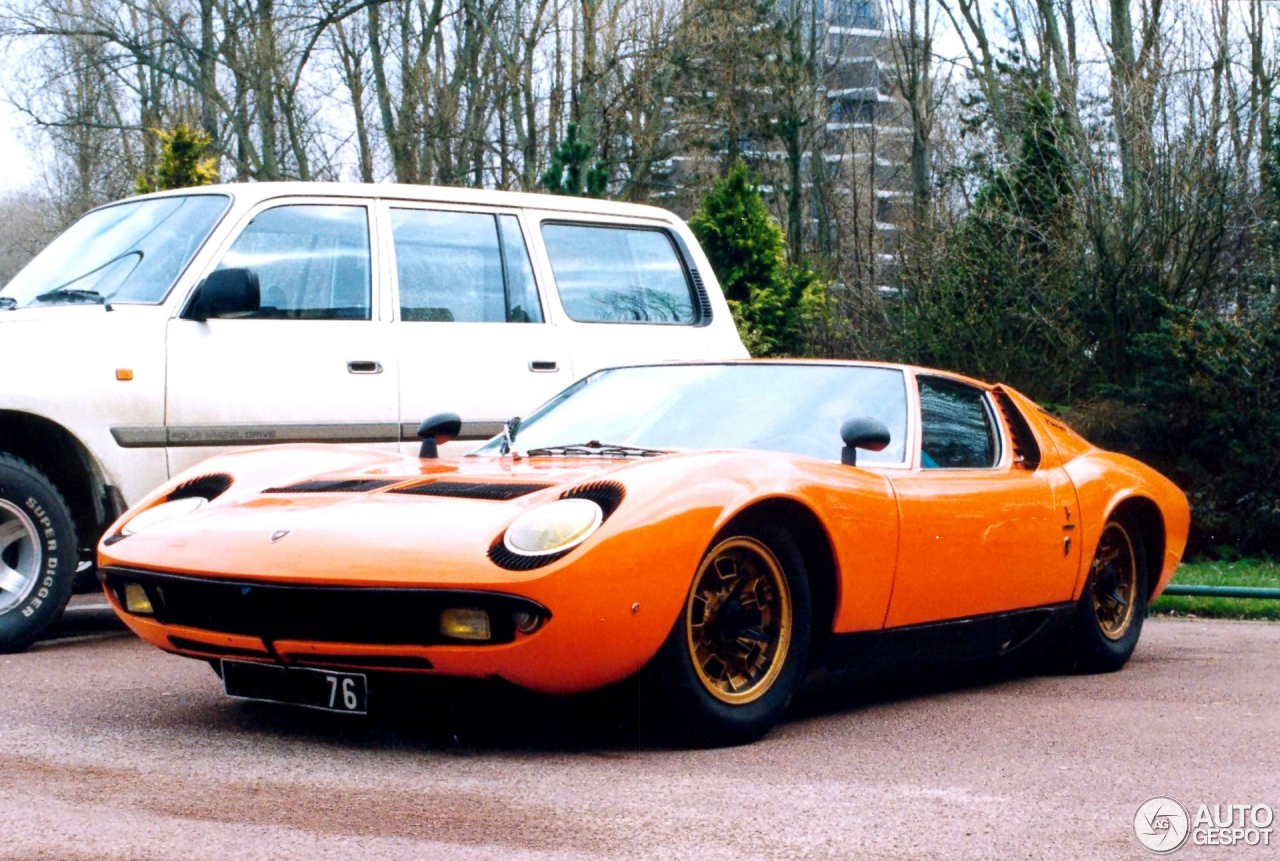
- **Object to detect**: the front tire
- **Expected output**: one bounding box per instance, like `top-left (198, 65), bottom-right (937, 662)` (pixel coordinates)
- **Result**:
top-left (640, 522), bottom-right (812, 747)
top-left (1059, 519), bottom-right (1147, 673)
top-left (0, 455), bottom-right (79, 653)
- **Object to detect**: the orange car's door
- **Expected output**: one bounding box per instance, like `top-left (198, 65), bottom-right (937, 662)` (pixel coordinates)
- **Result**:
top-left (883, 375), bottom-right (1081, 628)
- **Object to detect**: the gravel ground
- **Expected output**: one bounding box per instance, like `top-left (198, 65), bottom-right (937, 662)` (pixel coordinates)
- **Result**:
top-left (1, 607), bottom-right (1276, 861)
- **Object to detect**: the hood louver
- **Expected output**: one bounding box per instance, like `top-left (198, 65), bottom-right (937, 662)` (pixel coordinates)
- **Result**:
top-left (390, 481), bottom-right (552, 501)
top-left (263, 479), bottom-right (400, 494)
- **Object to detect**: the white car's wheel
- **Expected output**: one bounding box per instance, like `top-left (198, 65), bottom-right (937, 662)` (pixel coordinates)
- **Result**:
top-left (0, 455), bottom-right (78, 652)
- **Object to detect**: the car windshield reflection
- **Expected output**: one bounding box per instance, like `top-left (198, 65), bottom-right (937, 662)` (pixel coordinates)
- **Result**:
top-left (0, 194), bottom-right (229, 308)
top-left (473, 363), bottom-right (909, 464)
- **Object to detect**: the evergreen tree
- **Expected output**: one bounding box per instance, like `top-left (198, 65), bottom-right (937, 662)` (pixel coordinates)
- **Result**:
top-left (136, 125), bottom-right (219, 194)
top-left (540, 123), bottom-right (609, 197)
top-left (898, 89), bottom-right (1085, 396)
top-left (689, 161), bottom-right (808, 356)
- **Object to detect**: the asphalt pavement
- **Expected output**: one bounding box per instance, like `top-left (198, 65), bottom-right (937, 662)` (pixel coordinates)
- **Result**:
top-left (2, 605), bottom-right (1276, 860)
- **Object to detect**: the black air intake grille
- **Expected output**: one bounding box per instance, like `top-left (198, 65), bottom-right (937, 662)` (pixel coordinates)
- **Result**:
top-left (264, 479), bottom-right (400, 494)
top-left (103, 567), bottom-right (547, 647)
top-left (390, 481), bottom-right (552, 501)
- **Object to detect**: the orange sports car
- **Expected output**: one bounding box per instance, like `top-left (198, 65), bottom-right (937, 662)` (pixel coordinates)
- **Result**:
top-left (98, 361), bottom-right (1189, 744)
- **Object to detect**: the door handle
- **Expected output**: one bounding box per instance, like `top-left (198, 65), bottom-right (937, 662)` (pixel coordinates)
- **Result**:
top-left (347, 361), bottom-right (383, 374)
top-left (528, 360), bottom-right (559, 373)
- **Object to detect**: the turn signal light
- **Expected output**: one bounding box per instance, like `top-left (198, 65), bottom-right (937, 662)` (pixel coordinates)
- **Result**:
top-left (123, 583), bottom-right (154, 615)
top-left (439, 608), bottom-right (491, 642)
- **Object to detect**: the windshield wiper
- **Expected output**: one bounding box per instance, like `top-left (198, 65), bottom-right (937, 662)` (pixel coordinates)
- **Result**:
top-left (524, 441), bottom-right (669, 458)
top-left (0, 297), bottom-right (16, 310)
top-left (33, 288), bottom-right (106, 305)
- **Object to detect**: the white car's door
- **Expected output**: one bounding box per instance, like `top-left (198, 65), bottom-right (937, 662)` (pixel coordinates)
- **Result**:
top-left (531, 215), bottom-right (747, 376)
top-left (382, 203), bottom-right (572, 454)
top-left (166, 199), bottom-right (399, 475)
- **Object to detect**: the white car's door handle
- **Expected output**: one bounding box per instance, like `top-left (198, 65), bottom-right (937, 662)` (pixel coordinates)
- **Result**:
top-left (347, 360), bottom-right (383, 374)
top-left (528, 360), bottom-right (559, 372)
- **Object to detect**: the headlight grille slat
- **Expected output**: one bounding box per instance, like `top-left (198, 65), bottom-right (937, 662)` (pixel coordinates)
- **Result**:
top-left (559, 481), bottom-right (625, 519)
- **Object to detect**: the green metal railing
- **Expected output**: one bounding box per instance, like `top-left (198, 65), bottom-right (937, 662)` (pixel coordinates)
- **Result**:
top-left (1162, 584), bottom-right (1280, 599)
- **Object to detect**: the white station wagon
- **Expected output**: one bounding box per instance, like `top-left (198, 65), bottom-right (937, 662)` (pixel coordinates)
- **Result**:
top-left (0, 182), bottom-right (747, 650)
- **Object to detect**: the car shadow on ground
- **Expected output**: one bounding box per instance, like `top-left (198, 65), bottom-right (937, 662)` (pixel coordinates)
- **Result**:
top-left (192, 655), bottom-right (1047, 754)
top-left (39, 598), bottom-right (128, 643)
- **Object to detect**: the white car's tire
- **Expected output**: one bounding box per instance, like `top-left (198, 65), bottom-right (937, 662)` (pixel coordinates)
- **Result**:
top-left (0, 454), bottom-right (79, 653)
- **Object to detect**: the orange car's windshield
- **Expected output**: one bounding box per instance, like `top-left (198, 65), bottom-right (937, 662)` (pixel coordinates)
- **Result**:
top-left (474, 364), bottom-right (909, 464)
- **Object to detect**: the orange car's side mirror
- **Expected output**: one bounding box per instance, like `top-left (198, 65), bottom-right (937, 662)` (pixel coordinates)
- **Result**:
top-left (417, 412), bottom-right (462, 459)
top-left (840, 417), bottom-right (891, 467)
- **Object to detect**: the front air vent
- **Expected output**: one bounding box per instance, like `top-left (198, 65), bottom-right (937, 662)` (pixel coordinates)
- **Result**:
top-left (102, 567), bottom-right (545, 646)
top-left (263, 479), bottom-right (400, 494)
top-left (168, 636), bottom-right (269, 660)
top-left (560, 481), bottom-right (625, 520)
top-left (390, 481), bottom-right (552, 501)
top-left (168, 473), bottom-right (233, 502)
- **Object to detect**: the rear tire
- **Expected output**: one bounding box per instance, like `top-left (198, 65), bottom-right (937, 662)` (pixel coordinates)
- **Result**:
top-left (640, 521), bottom-right (811, 747)
top-left (1058, 519), bottom-right (1147, 673)
top-left (0, 454), bottom-right (79, 653)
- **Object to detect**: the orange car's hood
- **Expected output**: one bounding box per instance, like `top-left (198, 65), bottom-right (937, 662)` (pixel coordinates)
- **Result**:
top-left (101, 453), bottom-right (640, 587)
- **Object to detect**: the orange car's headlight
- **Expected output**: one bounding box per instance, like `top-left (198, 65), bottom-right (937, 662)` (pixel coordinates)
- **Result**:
top-left (503, 498), bottom-right (603, 556)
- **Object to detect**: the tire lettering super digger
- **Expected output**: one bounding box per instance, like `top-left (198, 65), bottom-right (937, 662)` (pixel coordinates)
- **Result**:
top-left (0, 458), bottom-right (78, 650)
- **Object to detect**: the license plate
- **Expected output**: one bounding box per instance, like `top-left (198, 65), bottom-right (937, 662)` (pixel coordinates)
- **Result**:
top-left (222, 660), bottom-right (368, 715)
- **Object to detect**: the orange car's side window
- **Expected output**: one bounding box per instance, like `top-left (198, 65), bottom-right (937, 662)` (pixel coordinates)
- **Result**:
top-left (918, 377), bottom-right (1000, 469)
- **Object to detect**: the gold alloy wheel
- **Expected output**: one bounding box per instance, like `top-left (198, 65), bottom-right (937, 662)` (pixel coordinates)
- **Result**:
top-left (685, 536), bottom-right (792, 705)
top-left (1090, 522), bottom-right (1139, 641)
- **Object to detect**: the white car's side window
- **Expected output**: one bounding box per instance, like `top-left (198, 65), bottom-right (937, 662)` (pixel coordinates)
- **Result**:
top-left (391, 209), bottom-right (544, 324)
top-left (541, 223), bottom-right (697, 324)
top-left (216, 204), bottom-right (372, 320)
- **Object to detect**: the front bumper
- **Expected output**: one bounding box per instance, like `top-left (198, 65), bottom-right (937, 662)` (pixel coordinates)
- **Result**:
top-left (99, 564), bottom-right (675, 695)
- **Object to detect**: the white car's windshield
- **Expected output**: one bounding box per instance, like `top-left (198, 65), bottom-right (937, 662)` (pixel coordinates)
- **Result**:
top-left (474, 363), bottom-right (909, 464)
top-left (1, 194), bottom-right (229, 308)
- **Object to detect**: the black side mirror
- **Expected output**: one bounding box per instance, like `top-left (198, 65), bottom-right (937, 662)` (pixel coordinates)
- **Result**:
top-left (417, 412), bottom-right (462, 459)
top-left (184, 268), bottom-right (261, 322)
top-left (840, 417), bottom-right (891, 467)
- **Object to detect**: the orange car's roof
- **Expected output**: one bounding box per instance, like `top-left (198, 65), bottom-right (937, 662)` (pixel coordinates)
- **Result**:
top-left (598, 359), bottom-right (995, 391)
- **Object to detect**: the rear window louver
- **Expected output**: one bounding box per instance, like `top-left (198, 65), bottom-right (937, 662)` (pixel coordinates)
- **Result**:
top-left (993, 390), bottom-right (1042, 470)
top-left (390, 481), bottom-right (552, 501)
top-left (263, 479), bottom-right (400, 494)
